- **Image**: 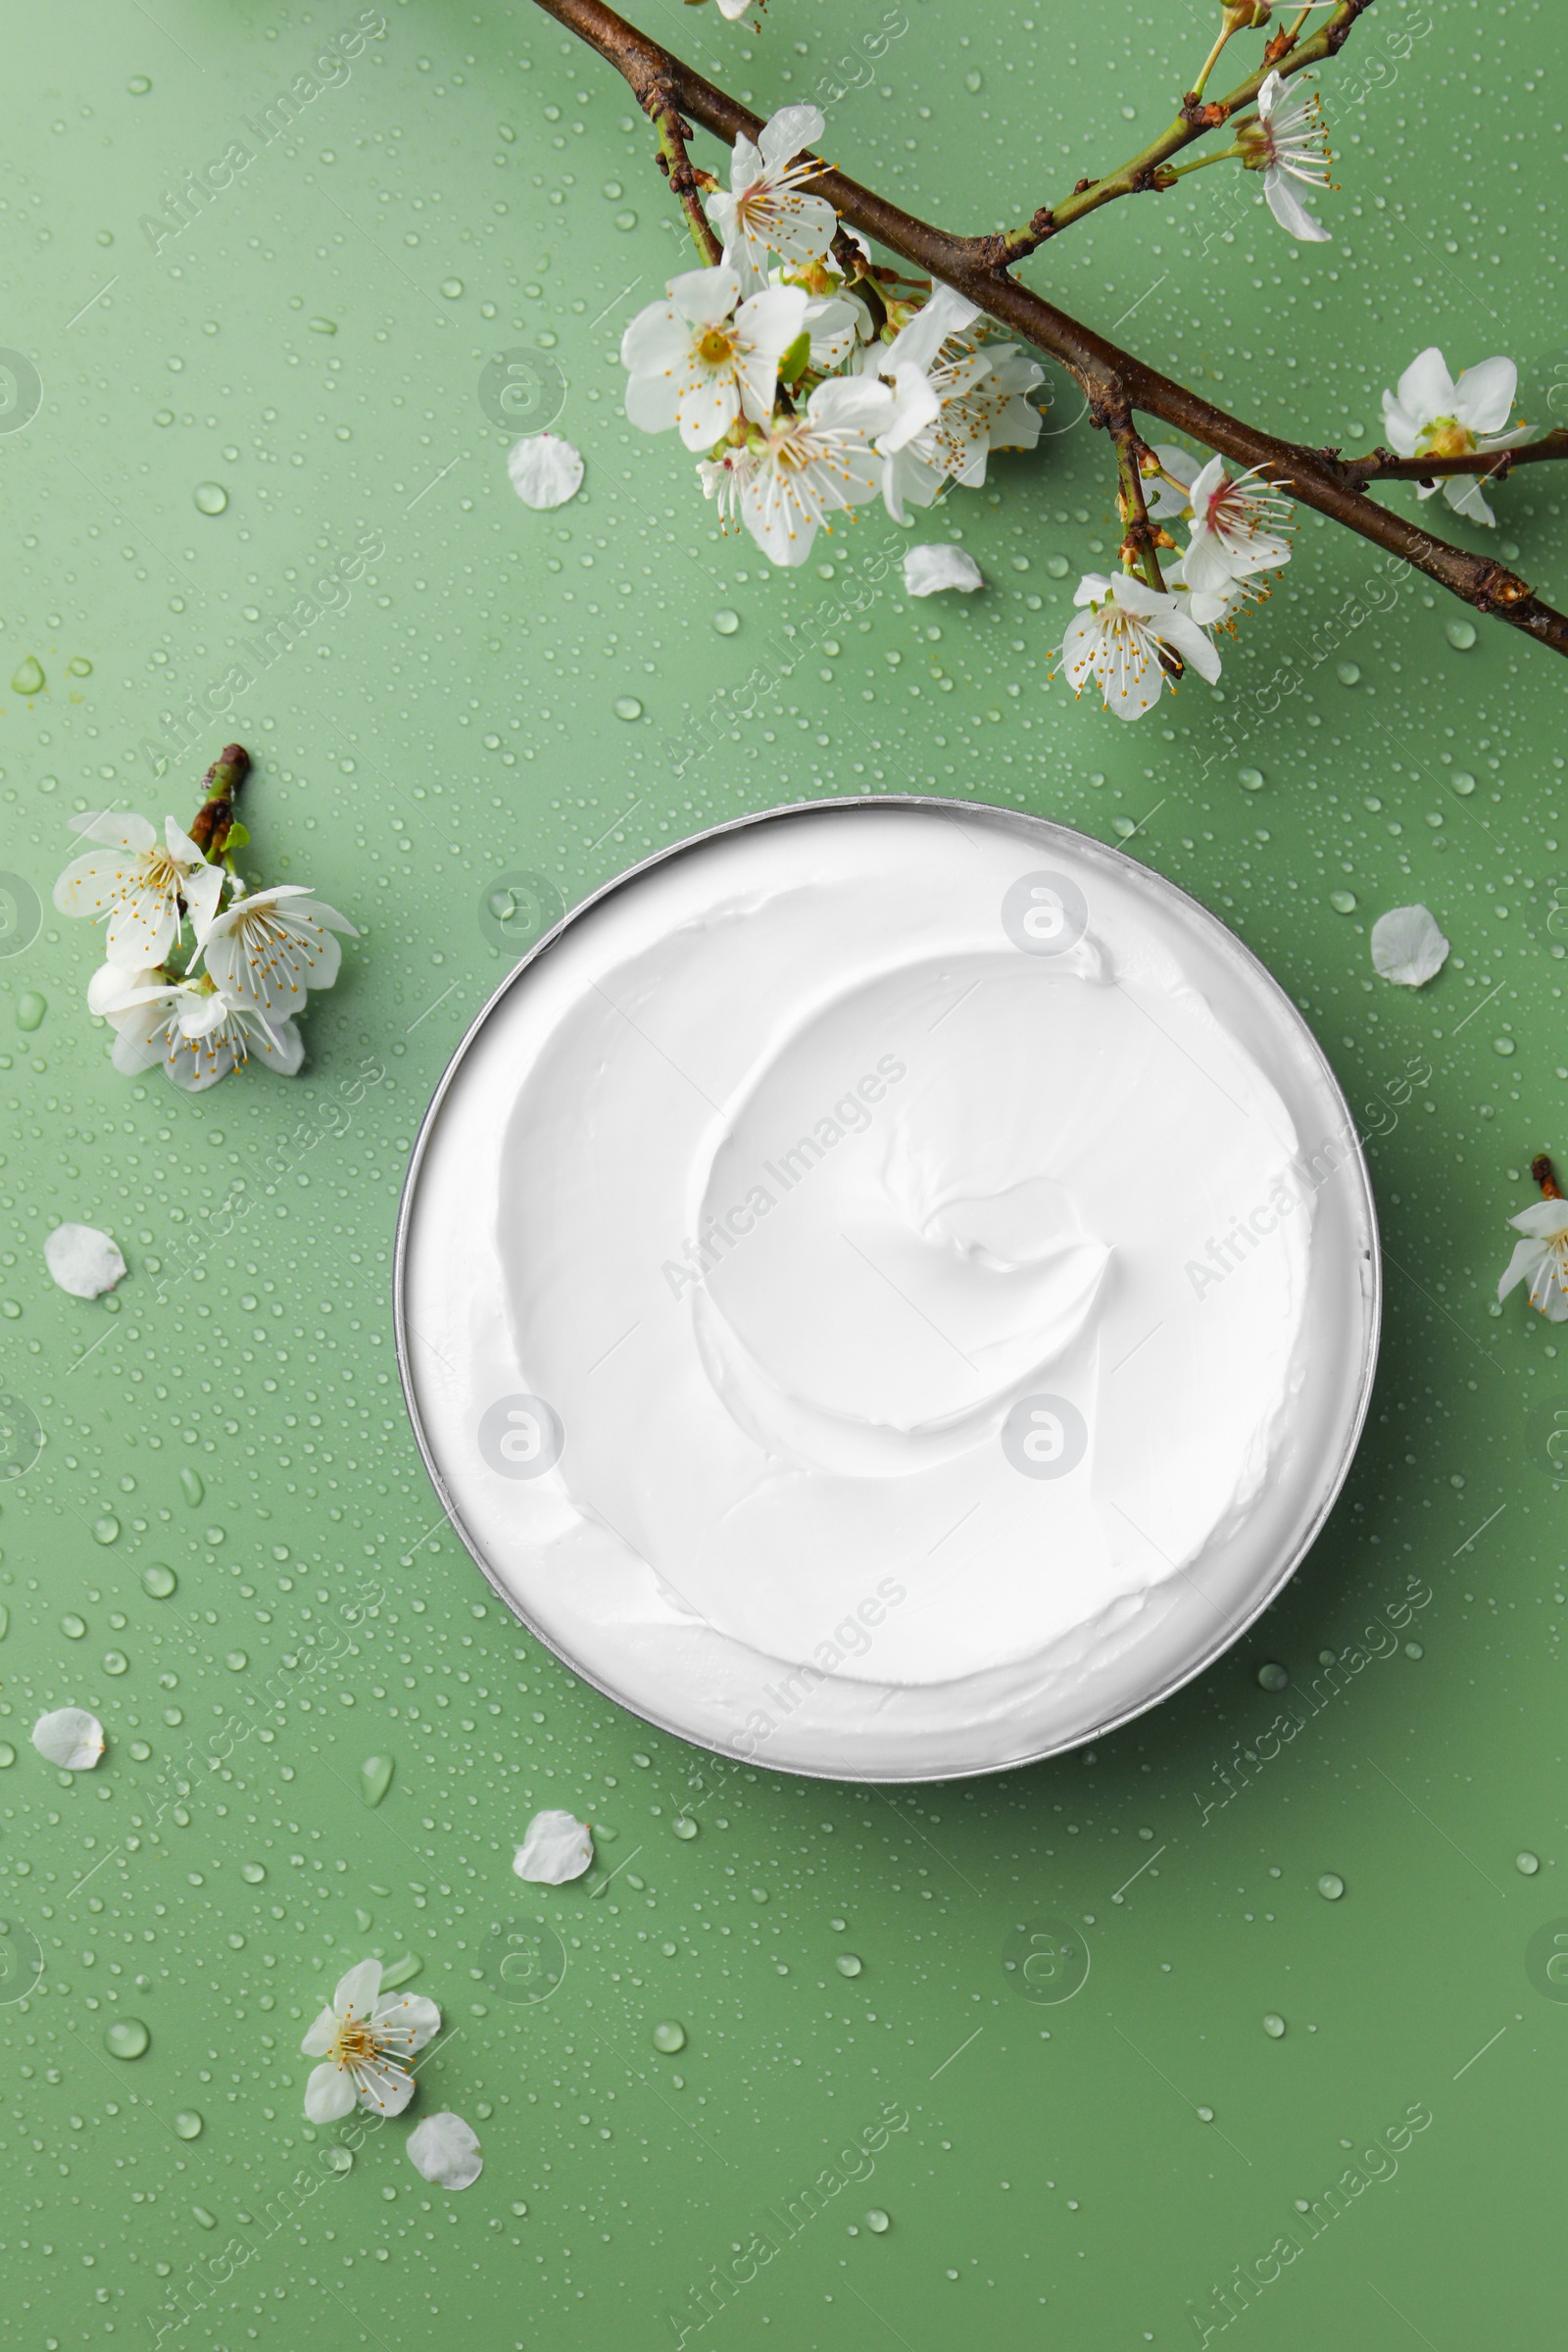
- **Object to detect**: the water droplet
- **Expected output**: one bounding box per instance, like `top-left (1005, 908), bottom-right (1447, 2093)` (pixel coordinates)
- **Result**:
top-left (1445, 618), bottom-right (1478, 651)
top-left (1238, 767), bottom-right (1265, 792)
top-left (241, 1862), bottom-right (266, 1884)
top-left (92, 1515), bottom-right (121, 1546)
top-left (440, 278), bottom-right (465, 300)
top-left (360, 1753), bottom-right (395, 1807)
top-left (142, 1563), bottom-right (177, 1597)
top-left (613, 696), bottom-right (643, 722)
top-left (321, 2145), bottom-right (354, 2174)
top-left (355, 1907), bottom-right (373, 1933)
top-left (712, 609), bottom-right (740, 635)
top-left (1256, 1661), bottom-right (1289, 1691)
top-left (1336, 661), bottom-right (1361, 686)
top-left (106, 2018), bottom-right (150, 2059)
top-left (1262, 2013), bottom-right (1286, 2038)
top-left (671, 1814), bottom-right (698, 1839)
top-left (103, 1650), bottom-right (128, 1676)
top-left (179, 1468), bottom-right (204, 1506)
top-left (61, 1613), bottom-right (86, 1640)
top-left (193, 481), bottom-right (228, 515)
top-left (512, 2200), bottom-right (529, 2218)
top-left (652, 2020), bottom-right (687, 2053)
top-left (16, 992), bottom-right (45, 1032)
top-left (1493, 1036), bottom-right (1516, 1057)
top-left (173, 2110), bottom-right (204, 2140)
top-left (223, 1649), bottom-right (248, 1672)
top-left (613, 211), bottom-right (638, 232)
top-left (126, 75), bottom-right (152, 94)
top-left (964, 69), bottom-right (983, 91)
top-left (1046, 554), bottom-right (1070, 578)
top-left (865, 2208), bottom-right (890, 2233)
top-left (192, 2205), bottom-right (218, 2230)
top-left (1317, 1872), bottom-right (1346, 1900)
top-left (1196, 2105), bottom-right (1214, 2123)
top-left (1404, 1640), bottom-right (1424, 1659)
top-left (835, 1952), bottom-right (863, 1978)
top-left (0, 1605), bottom-right (8, 1640)
top-left (10, 657), bottom-right (44, 696)
top-left (1517, 1850), bottom-right (1541, 1876)
top-left (0, 1743), bottom-right (14, 1768)
top-left (1111, 816), bottom-right (1138, 839)
top-left (67, 657), bottom-right (92, 677)
top-left (308, 318), bottom-right (338, 334)
top-left (1449, 770), bottom-right (1476, 796)
top-left (379, 1954), bottom-right (423, 1990)
top-left (1330, 890), bottom-right (1357, 914)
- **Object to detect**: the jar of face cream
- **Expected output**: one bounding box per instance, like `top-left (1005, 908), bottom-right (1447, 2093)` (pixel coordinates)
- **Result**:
top-left (397, 799), bottom-right (1379, 1781)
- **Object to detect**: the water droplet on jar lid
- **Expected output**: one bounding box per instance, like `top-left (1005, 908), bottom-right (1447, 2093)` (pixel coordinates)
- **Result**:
top-left (103, 1650), bottom-right (127, 1676)
top-left (1449, 770), bottom-right (1476, 795)
top-left (1517, 1850), bottom-right (1541, 1875)
top-left (61, 1613), bottom-right (85, 1640)
top-left (652, 2020), bottom-right (686, 2053)
top-left (1196, 2105), bottom-right (1215, 2123)
top-left (360, 1753), bottom-right (395, 1807)
top-left (106, 2018), bottom-right (150, 2058)
top-left (173, 2110), bottom-right (204, 2139)
top-left (865, 2208), bottom-right (890, 2232)
top-left (126, 75), bottom-right (152, 94)
top-left (242, 1862), bottom-right (266, 1884)
top-left (712, 609), bottom-right (740, 635)
top-left (308, 318), bottom-right (338, 334)
top-left (1262, 2012), bottom-right (1286, 2038)
top-left (964, 70), bottom-right (982, 90)
top-left (1330, 890), bottom-right (1357, 913)
top-left (1238, 767), bottom-right (1265, 790)
top-left (1493, 1036), bottom-right (1515, 1056)
top-left (1317, 1873), bottom-right (1345, 1900)
top-left (1445, 618), bottom-right (1478, 650)
top-left (179, 1469), bottom-right (204, 1506)
top-left (1256, 1661), bottom-right (1289, 1691)
top-left (224, 1649), bottom-right (248, 1671)
top-left (10, 657), bottom-right (44, 696)
top-left (1336, 662), bottom-right (1361, 686)
top-left (92, 1516), bottom-right (120, 1545)
top-left (440, 278), bottom-right (464, 299)
top-left (193, 482), bottom-right (228, 514)
top-left (613, 696), bottom-right (643, 721)
top-left (835, 1953), bottom-right (863, 1978)
top-left (17, 992), bottom-right (45, 1031)
top-left (142, 1563), bottom-right (177, 1597)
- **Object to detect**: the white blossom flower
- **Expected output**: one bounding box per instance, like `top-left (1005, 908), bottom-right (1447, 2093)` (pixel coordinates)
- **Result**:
top-left (869, 284), bottom-right (1044, 521)
top-left (1498, 1201), bottom-right (1568, 1323)
top-left (1370, 905), bottom-right (1449, 988)
top-left (800, 289), bottom-right (865, 372)
top-left (1380, 348), bottom-right (1529, 525)
top-left (740, 374), bottom-right (892, 565)
top-left (508, 432), bottom-right (583, 510)
top-left (698, 443), bottom-right (763, 530)
top-left (622, 266), bottom-right (808, 453)
top-left (514, 1809), bottom-right (595, 1885)
top-left (1165, 552), bottom-right (1273, 632)
top-left (904, 544), bottom-right (984, 596)
top-left (300, 1958), bottom-right (442, 2122)
top-left (1061, 571), bottom-right (1221, 721)
top-left (408, 2111), bottom-right (484, 2189)
top-left (43, 1223), bottom-right (125, 1299)
top-left (1240, 71), bottom-right (1333, 243)
top-left (705, 105), bottom-right (837, 293)
top-left (1181, 457), bottom-right (1294, 594)
top-left (100, 971), bottom-right (302, 1093)
top-left (54, 811), bottom-right (222, 968)
top-left (32, 1707), bottom-right (105, 1769)
top-left (198, 884), bottom-right (357, 1016)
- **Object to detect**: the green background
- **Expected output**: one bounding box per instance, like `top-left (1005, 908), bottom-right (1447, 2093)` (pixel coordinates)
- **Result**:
top-left (1, 0), bottom-right (1565, 2345)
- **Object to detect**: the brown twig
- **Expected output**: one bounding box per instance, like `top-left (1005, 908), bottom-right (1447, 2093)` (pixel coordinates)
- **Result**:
top-left (1341, 430), bottom-right (1568, 485)
top-left (530, 0), bottom-right (1568, 662)
top-left (188, 743), bottom-right (250, 862)
top-left (648, 82), bottom-right (722, 265)
top-left (1106, 411), bottom-right (1167, 593)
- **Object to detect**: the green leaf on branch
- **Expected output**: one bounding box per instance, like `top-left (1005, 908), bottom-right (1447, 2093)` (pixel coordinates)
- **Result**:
top-left (777, 331), bottom-right (812, 388)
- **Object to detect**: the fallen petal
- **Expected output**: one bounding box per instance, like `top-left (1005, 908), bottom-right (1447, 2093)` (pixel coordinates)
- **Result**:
top-left (44, 1223), bottom-right (126, 1299)
top-left (904, 544), bottom-right (984, 597)
top-left (514, 1808), bottom-right (594, 1885)
top-left (32, 1707), bottom-right (105, 1770)
top-left (407, 2110), bottom-right (484, 2189)
top-left (508, 433), bottom-right (584, 510)
top-left (1370, 904), bottom-right (1449, 988)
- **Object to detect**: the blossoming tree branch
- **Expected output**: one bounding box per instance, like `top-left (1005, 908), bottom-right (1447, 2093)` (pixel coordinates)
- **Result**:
top-left (531, 0), bottom-right (1568, 720)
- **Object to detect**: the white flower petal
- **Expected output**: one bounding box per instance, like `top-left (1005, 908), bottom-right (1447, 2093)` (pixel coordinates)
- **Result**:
top-left (667, 265), bottom-right (741, 327)
top-left (1370, 905), bottom-right (1449, 988)
top-left (1443, 472), bottom-right (1499, 528)
top-left (1263, 171), bottom-right (1330, 242)
top-left (904, 544), bottom-right (984, 596)
top-left (1453, 355), bottom-right (1518, 437)
top-left (1508, 1202), bottom-right (1568, 1241)
top-left (371, 1991), bottom-right (443, 2055)
top-left (1395, 347), bottom-right (1457, 426)
top-left (44, 1222), bottom-right (125, 1299)
top-left (508, 433), bottom-right (583, 510)
top-left (759, 104), bottom-right (825, 174)
top-left (304, 2063), bottom-right (358, 2125)
top-left (71, 809), bottom-right (157, 853)
top-left (514, 1809), bottom-right (594, 1885)
top-left (355, 2056), bottom-right (416, 2115)
top-left (407, 2111), bottom-right (484, 2190)
top-left (301, 2004), bottom-right (339, 2057)
top-left (333, 1957), bottom-right (384, 2018)
top-left (32, 1706), bottom-right (105, 1770)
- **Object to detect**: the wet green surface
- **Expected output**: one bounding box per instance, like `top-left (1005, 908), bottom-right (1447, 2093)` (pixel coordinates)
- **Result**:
top-left (0, 1), bottom-right (1565, 2345)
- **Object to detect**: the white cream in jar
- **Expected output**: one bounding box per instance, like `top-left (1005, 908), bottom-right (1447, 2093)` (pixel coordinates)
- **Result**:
top-left (399, 801), bottom-right (1378, 1779)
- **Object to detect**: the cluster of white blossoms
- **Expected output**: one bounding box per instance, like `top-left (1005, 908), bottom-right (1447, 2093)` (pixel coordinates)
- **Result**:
top-left (619, 103), bottom-right (1045, 567)
top-left (54, 798), bottom-right (355, 1094)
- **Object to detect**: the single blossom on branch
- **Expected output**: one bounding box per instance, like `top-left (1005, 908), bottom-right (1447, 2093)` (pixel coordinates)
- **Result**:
top-left (53, 744), bottom-right (357, 1094)
top-left (534, 0), bottom-right (1568, 714)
